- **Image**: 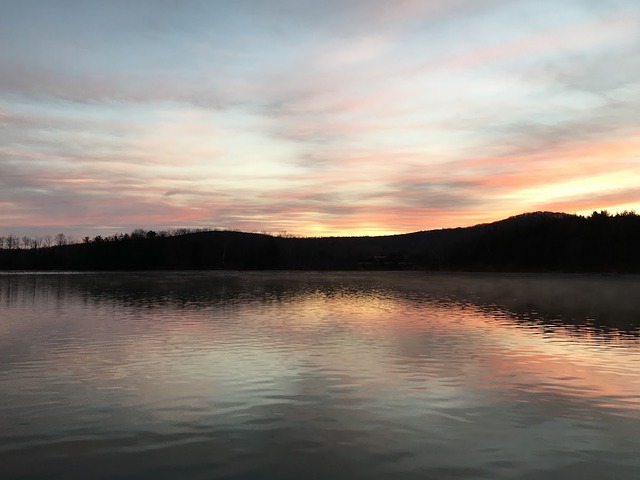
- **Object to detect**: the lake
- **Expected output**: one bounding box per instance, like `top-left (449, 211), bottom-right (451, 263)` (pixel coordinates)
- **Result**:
top-left (1, 271), bottom-right (640, 479)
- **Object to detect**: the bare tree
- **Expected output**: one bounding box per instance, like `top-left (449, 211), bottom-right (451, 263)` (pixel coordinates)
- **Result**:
top-left (130, 229), bottom-right (146, 239)
top-left (43, 235), bottom-right (52, 248)
top-left (55, 233), bottom-right (67, 246)
top-left (6, 234), bottom-right (19, 249)
top-left (0, 236), bottom-right (5, 249)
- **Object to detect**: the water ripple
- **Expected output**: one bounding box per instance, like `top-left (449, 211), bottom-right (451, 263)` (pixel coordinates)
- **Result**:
top-left (2, 272), bottom-right (640, 479)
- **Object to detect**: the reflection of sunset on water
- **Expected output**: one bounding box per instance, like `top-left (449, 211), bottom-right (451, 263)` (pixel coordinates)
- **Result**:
top-left (2, 272), bottom-right (640, 478)
top-left (5, 273), bottom-right (638, 421)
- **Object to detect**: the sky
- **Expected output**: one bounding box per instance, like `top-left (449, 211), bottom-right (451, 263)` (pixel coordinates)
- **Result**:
top-left (1, 0), bottom-right (639, 239)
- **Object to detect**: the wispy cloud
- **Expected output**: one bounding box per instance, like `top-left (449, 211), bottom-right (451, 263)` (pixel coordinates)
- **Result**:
top-left (1, 0), bottom-right (639, 237)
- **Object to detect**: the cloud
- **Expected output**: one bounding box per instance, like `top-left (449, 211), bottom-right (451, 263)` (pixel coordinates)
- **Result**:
top-left (1, 0), bottom-right (639, 237)
top-left (536, 186), bottom-right (640, 214)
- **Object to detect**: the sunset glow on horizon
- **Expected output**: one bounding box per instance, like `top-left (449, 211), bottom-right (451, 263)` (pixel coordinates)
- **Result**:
top-left (1, 0), bottom-right (639, 239)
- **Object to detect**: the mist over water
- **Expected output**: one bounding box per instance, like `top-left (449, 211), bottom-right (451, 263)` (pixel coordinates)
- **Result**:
top-left (1, 272), bottom-right (640, 479)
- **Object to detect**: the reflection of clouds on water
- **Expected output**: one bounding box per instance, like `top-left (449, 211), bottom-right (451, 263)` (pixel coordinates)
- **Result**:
top-left (2, 272), bottom-right (640, 409)
top-left (3, 271), bottom-right (640, 330)
top-left (2, 272), bottom-right (640, 478)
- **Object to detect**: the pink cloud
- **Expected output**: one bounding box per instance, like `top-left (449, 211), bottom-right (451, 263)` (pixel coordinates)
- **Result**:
top-left (535, 188), bottom-right (640, 215)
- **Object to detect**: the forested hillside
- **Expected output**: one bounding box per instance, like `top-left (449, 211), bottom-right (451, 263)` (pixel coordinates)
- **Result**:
top-left (1, 211), bottom-right (639, 272)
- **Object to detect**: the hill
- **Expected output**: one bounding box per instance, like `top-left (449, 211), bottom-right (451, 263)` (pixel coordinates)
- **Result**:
top-left (1, 211), bottom-right (639, 272)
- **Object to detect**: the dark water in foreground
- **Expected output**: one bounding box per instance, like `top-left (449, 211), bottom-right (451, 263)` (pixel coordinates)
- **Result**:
top-left (1, 272), bottom-right (640, 480)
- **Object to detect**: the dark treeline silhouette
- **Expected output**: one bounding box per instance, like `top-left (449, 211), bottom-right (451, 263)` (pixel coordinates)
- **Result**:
top-left (1, 210), bottom-right (640, 272)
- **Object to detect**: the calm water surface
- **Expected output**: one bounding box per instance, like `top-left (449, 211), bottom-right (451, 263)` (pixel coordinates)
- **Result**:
top-left (1, 272), bottom-right (640, 479)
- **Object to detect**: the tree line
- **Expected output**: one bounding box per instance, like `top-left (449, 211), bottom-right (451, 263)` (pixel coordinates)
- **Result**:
top-left (1, 210), bottom-right (639, 272)
top-left (0, 228), bottom-right (223, 251)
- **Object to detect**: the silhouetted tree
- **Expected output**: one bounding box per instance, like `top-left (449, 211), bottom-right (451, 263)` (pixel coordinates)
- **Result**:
top-left (55, 233), bottom-right (67, 246)
top-left (6, 234), bottom-right (19, 249)
top-left (2, 211), bottom-right (640, 272)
